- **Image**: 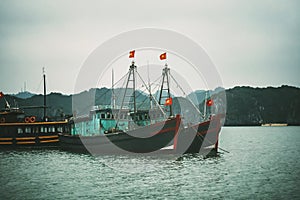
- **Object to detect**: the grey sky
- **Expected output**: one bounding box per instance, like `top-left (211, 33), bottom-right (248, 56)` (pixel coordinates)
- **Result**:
top-left (0, 0), bottom-right (299, 94)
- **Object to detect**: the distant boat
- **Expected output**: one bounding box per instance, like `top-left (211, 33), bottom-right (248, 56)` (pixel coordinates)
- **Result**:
top-left (261, 123), bottom-right (288, 127)
top-left (0, 70), bottom-right (70, 148)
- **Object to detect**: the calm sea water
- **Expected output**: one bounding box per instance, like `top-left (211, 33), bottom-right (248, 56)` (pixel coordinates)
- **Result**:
top-left (1, 127), bottom-right (299, 199)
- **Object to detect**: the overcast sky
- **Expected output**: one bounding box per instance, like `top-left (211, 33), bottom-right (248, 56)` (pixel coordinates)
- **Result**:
top-left (0, 0), bottom-right (299, 94)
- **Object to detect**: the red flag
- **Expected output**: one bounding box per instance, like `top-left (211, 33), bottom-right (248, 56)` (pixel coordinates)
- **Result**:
top-left (206, 99), bottom-right (213, 106)
top-left (164, 97), bottom-right (172, 106)
top-left (0, 92), bottom-right (4, 99)
top-left (129, 50), bottom-right (135, 58)
top-left (160, 52), bottom-right (167, 60)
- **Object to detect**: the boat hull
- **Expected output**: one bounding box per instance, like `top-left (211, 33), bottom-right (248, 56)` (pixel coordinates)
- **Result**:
top-left (175, 115), bottom-right (222, 154)
top-left (0, 134), bottom-right (59, 149)
top-left (59, 115), bottom-right (181, 154)
top-left (0, 121), bottom-right (69, 149)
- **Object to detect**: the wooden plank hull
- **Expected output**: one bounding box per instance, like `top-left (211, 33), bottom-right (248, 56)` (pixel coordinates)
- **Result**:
top-left (0, 121), bottom-right (69, 149)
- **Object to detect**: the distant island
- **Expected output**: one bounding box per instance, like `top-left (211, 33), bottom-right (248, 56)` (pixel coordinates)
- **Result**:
top-left (1, 85), bottom-right (299, 126)
top-left (225, 85), bottom-right (300, 126)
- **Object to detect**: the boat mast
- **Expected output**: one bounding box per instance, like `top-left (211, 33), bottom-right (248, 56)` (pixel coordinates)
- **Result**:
top-left (158, 64), bottom-right (173, 117)
top-left (132, 62), bottom-right (137, 113)
top-left (112, 69), bottom-right (116, 109)
top-left (120, 61), bottom-right (137, 113)
top-left (147, 60), bottom-right (153, 109)
top-left (43, 67), bottom-right (47, 121)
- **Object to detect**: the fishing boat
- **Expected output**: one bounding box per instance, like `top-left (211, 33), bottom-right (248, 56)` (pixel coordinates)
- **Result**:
top-left (175, 114), bottom-right (222, 154)
top-left (261, 123), bottom-right (288, 127)
top-left (60, 51), bottom-right (223, 155)
top-left (59, 61), bottom-right (182, 154)
top-left (153, 62), bottom-right (223, 154)
top-left (59, 109), bottom-right (181, 154)
top-left (0, 70), bottom-right (70, 148)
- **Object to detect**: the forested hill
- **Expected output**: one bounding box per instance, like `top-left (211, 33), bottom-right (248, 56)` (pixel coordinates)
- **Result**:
top-left (1, 85), bottom-right (299, 125)
top-left (225, 86), bottom-right (300, 125)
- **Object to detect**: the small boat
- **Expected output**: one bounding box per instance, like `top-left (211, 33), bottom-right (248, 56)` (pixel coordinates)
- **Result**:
top-left (0, 70), bottom-right (70, 149)
top-left (261, 123), bottom-right (288, 127)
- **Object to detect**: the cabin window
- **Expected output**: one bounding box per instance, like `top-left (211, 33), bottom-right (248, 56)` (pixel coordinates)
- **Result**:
top-left (107, 113), bottom-right (111, 119)
top-left (25, 127), bottom-right (31, 133)
top-left (49, 126), bottom-right (55, 132)
top-left (57, 127), bottom-right (63, 132)
top-left (32, 127), bottom-right (39, 133)
top-left (41, 126), bottom-right (48, 133)
top-left (101, 113), bottom-right (105, 119)
top-left (18, 128), bottom-right (23, 134)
